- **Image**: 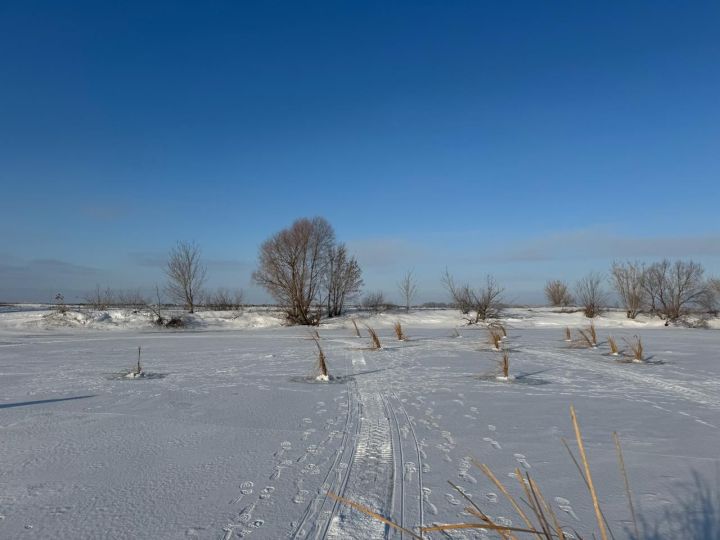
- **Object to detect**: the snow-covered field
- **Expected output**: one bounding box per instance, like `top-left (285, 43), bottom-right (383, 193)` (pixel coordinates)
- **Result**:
top-left (1, 307), bottom-right (718, 539)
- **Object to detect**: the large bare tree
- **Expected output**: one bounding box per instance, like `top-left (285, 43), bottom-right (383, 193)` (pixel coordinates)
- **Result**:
top-left (253, 217), bottom-right (335, 325)
top-left (642, 259), bottom-right (706, 320)
top-left (325, 243), bottom-right (363, 318)
top-left (397, 269), bottom-right (418, 312)
top-left (610, 261), bottom-right (646, 319)
top-left (165, 241), bottom-right (207, 313)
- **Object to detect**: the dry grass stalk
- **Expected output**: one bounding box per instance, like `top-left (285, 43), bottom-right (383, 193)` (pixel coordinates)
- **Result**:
top-left (491, 322), bottom-right (507, 337)
top-left (366, 326), bottom-right (382, 350)
top-left (393, 321), bottom-right (406, 341)
top-left (501, 350), bottom-right (510, 378)
top-left (134, 346), bottom-right (142, 375)
top-left (351, 318), bottom-right (361, 337)
top-left (326, 492), bottom-right (423, 540)
top-left (488, 328), bottom-right (503, 350)
top-left (589, 322), bottom-right (598, 345)
top-left (310, 334), bottom-right (329, 378)
top-left (613, 432), bottom-right (639, 539)
top-left (608, 336), bottom-right (619, 355)
top-left (570, 405), bottom-right (609, 540)
top-left (564, 327), bottom-right (572, 341)
top-left (576, 328), bottom-right (595, 348)
top-left (623, 335), bottom-right (644, 362)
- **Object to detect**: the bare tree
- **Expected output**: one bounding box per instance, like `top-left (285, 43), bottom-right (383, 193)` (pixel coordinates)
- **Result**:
top-left (116, 289), bottom-right (148, 310)
top-left (544, 280), bottom-right (573, 307)
top-left (165, 241), bottom-right (207, 313)
top-left (575, 272), bottom-right (606, 318)
top-left (610, 261), bottom-right (646, 319)
top-left (442, 269), bottom-right (504, 323)
top-left (362, 291), bottom-right (387, 313)
top-left (326, 243), bottom-right (363, 318)
top-left (84, 284), bottom-right (115, 310)
top-left (642, 259), bottom-right (706, 320)
top-left (397, 269), bottom-right (418, 312)
top-left (253, 217), bottom-right (335, 325)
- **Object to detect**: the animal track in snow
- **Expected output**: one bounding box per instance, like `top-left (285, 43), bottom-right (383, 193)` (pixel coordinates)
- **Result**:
top-left (488, 424), bottom-right (496, 431)
top-left (445, 493), bottom-right (461, 506)
top-left (404, 462), bottom-right (417, 481)
top-left (259, 486), bottom-right (275, 500)
top-left (486, 492), bottom-right (498, 503)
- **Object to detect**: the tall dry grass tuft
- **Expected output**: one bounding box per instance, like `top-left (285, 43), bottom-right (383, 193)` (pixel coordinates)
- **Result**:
top-left (366, 326), bottom-right (382, 350)
top-left (623, 335), bottom-right (644, 362)
top-left (501, 350), bottom-right (510, 378)
top-left (491, 322), bottom-right (507, 338)
top-left (331, 406), bottom-right (629, 540)
top-left (488, 328), bottom-right (503, 350)
top-left (608, 336), bottom-right (620, 356)
top-left (564, 327), bottom-right (572, 342)
top-left (351, 318), bottom-right (361, 338)
top-left (393, 321), bottom-right (406, 341)
top-left (589, 322), bottom-right (598, 346)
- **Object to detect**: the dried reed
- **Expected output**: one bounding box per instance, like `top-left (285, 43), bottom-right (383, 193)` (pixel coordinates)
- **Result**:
top-left (366, 326), bottom-right (382, 350)
top-left (393, 321), bottom-right (406, 341)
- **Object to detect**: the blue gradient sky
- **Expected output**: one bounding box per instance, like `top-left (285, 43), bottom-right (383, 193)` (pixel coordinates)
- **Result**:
top-left (1, 1), bottom-right (719, 303)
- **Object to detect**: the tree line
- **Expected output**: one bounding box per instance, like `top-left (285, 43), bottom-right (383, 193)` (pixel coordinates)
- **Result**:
top-left (74, 216), bottom-right (720, 326)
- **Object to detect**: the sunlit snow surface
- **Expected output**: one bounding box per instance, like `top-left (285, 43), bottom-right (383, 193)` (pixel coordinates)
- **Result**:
top-left (0, 306), bottom-right (718, 539)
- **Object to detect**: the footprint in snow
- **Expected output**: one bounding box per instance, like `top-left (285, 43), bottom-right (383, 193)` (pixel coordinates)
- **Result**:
top-left (486, 492), bottom-right (498, 503)
top-left (483, 437), bottom-right (502, 450)
top-left (555, 497), bottom-right (580, 521)
top-left (514, 453), bottom-right (531, 469)
top-left (488, 424), bottom-right (496, 431)
top-left (260, 486), bottom-right (275, 500)
top-left (445, 493), bottom-right (461, 506)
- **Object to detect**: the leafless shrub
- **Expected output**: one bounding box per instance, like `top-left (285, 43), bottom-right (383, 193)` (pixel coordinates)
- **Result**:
top-left (362, 291), bottom-right (387, 313)
top-left (116, 289), bottom-right (148, 310)
top-left (165, 240), bottom-right (207, 314)
top-left (442, 269), bottom-right (504, 323)
top-left (544, 279), bottom-right (573, 307)
top-left (611, 261), bottom-right (647, 319)
top-left (366, 326), bottom-right (382, 349)
top-left (397, 269), bottom-right (418, 312)
top-left (84, 284), bottom-right (115, 310)
top-left (53, 292), bottom-right (68, 314)
top-left (326, 243), bottom-right (363, 318)
top-left (575, 272), bottom-right (607, 318)
top-left (253, 217), bottom-right (334, 325)
top-left (393, 322), bottom-right (406, 341)
top-left (642, 259), bottom-right (707, 320)
top-left (205, 288), bottom-right (244, 311)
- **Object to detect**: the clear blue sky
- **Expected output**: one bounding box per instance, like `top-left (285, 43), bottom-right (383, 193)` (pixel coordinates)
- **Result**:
top-left (1, 1), bottom-right (719, 304)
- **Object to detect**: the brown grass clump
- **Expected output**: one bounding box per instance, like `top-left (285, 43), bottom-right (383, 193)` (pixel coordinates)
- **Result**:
top-left (330, 406), bottom-right (635, 540)
top-left (366, 326), bottom-right (382, 350)
top-left (351, 318), bottom-right (361, 338)
top-left (488, 328), bottom-right (503, 350)
top-left (393, 321), bottom-right (406, 341)
top-left (490, 322), bottom-right (507, 338)
top-left (623, 335), bottom-right (644, 362)
top-left (608, 336), bottom-right (620, 356)
top-left (564, 327), bottom-right (572, 342)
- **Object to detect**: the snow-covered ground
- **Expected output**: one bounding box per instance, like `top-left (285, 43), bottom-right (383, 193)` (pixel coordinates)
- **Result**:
top-left (1, 306), bottom-right (718, 539)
